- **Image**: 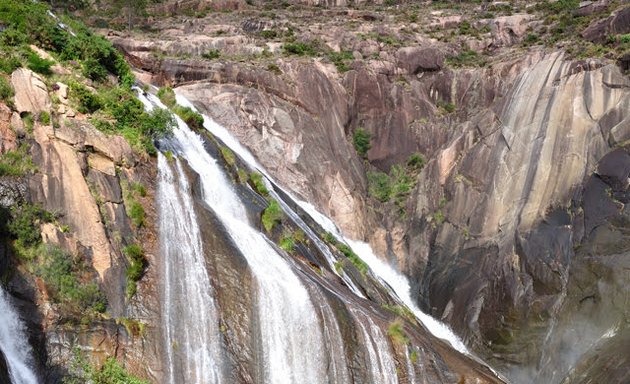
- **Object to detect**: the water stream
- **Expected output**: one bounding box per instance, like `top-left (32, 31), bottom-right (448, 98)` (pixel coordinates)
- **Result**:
top-left (0, 287), bottom-right (39, 384)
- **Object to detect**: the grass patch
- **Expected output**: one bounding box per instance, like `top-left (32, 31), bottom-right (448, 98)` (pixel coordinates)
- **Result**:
top-left (261, 200), bottom-right (282, 232)
top-left (283, 41), bottom-right (320, 56)
top-left (123, 244), bottom-right (145, 299)
top-left (446, 50), bottom-right (487, 67)
top-left (249, 172), bottom-right (269, 197)
top-left (173, 105), bottom-right (204, 131)
top-left (202, 49), bottom-right (221, 60)
top-left (383, 304), bottom-right (416, 322)
top-left (64, 354), bottom-right (148, 384)
top-left (279, 234), bottom-right (295, 253)
top-left (0, 145), bottom-right (36, 177)
top-left (322, 232), bottom-right (369, 275)
top-left (0, 75), bottom-right (14, 103)
top-left (327, 50), bottom-right (354, 73)
top-left (157, 86), bottom-right (176, 108)
top-left (26, 52), bottom-right (53, 75)
top-left (353, 128), bottom-right (371, 158)
top-left (123, 181), bottom-right (146, 228)
top-left (388, 320), bottom-right (409, 346)
top-left (219, 146), bottom-right (236, 166)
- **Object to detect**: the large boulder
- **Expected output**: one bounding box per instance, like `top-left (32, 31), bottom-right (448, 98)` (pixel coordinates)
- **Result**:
top-left (395, 46), bottom-right (444, 74)
top-left (582, 6), bottom-right (630, 43)
top-left (0, 103), bottom-right (17, 154)
top-left (11, 68), bottom-right (51, 114)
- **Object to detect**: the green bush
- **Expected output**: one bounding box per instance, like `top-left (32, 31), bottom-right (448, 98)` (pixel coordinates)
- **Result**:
top-left (173, 105), bottom-right (204, 131)
top-left (7, 204), bottom-right (54, 248)
top-left (64, 355), bottom-right (148, 384)
top-left (35, 244), bottom-right (106, 313)
top-left (69, 82), bottom-right (103, 114)
top-left (130, 183), bottom-right (147, 197)
top-left (39, 111), bottom-right (51, 125)
top-left (446, 50), bottom-right (486, 67)
top-left (202, 49), bottom-right (221, 59)
top-left (0, 76), bottom-right (14, 103)
top-left (259, 30), bottom-right (278, 39)
top-left (261, 200), bottom-right (282, 232)
top-left (367, 172), bottom-right (392, 202)
top-left (27, 53), bottom-right (54, 75)
top-left (220, 146), bottom-right (236, 166)
top-left (129, 202), bottom-right (145, 228)
top-left (139, 108), bottom-right (176, 139)
top-left (279, 235), bottom-right (295, 253)
top-left (327, 50), bottom-right (354, 73)
top-left (0, 55), bottom-right (21, 74)
top-left (283, 41), bottom-right (320, 56)
top-left (249, 172), bottom-right (269, 197)
top-left (157, 86), bottom-right (176, 108)
top-left (406, 152), bottom-right (425, 170)
top-left (123, 244), bottom-right (145, 298)
top-left (387, 320), bottom-right (409, 346)
top-left (82, 57), bottom-right (108, 82)
top-left (353, 128), bottom-right (371, 158)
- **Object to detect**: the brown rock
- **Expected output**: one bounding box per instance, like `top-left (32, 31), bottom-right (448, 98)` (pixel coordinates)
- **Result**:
top-left (0, 103), bottom-right (16, 154)
top-left (582, 6), bottom-right (630, 43)
top-left (11, 68), bottom-right (51, 114)
top-left (395, 46), bottom-right (444, 74)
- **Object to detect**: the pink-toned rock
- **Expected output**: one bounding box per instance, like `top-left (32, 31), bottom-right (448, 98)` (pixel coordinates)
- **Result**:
top-left (490, 14), bottom-right (533, 47)
top-left (11, 68), bottom-right (51, 114)
top-left (395, 46), bottom-right (444, 74)
top-left (0, 104), bottom-right (17, 154)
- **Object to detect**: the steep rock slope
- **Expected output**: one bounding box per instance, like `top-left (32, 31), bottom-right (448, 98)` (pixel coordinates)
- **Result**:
top-left (107, 1), bottom-right (630, 382)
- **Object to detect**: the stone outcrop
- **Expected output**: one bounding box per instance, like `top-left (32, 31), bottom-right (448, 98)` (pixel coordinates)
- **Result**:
top-left (11, 69), bottom-right (51, 115)
top-left (582, 5), bottom-right (630, 43)
top-left (0, 103), bottom-right (17, 154)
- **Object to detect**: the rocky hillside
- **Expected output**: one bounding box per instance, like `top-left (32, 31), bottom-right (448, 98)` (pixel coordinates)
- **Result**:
top-left (101, 0), bottom-right (630, 382)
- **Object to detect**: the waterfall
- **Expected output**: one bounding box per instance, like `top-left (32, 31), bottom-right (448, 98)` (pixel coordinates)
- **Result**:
top-left (0, 288), bottom-right (38, 384)
top-left (172, 91), bottom-right (469, 355)
top-left (352, 309), bottom-right (399, 384)
top-left (143, 93), bottom-right (330, 384)
top-left (157, 154), bottom-right (225, 384)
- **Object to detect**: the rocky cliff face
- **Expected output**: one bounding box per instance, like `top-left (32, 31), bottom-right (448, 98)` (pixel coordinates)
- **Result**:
top-left (107, 1), bottom-right (630, 382)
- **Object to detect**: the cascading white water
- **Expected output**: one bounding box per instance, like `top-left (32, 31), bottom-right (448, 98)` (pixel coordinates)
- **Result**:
top-left (157, 154), bottom-right (225, 384)
top-left (352, 309), bottom-right (399, 384)
top-left (0, 287), bottom-right (38, 384)
top-left (172, 91), bottom-right (469, 355)
top-left (142, 93), bottom-right (329, 384)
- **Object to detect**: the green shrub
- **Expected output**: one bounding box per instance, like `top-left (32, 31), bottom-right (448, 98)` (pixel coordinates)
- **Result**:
top-left (139, 108), bottom-right (176, 139)
top-left (267, 63), bottom-right (282, 75)
top-left (367, 172), bottom-right (392, 202)
top-left (259, 30), bottom-right (278, 39)
top-left (82, 57), bottom-right (108, 82)
top-left (0, 76), bottom-right (13, 103)
top-left (437, 101), bottom-right (456, 114)
top-left (123, 244), bottom-right (145, 298)
top-left (279, 235), bottom-right (295, 253)
top-left (249, 172), bottom-right (269, 197)
top-left (69, 82), bottom-right (102, 113)
top-left (220, 146), bottom-right (236, 166)
top-left (202, 49), bottom-right (221, 59)
top-left (0, 55), bottom-right (21, 74)
top-left (327, 51), bottom-right (354, 73)
top-left (283, 41), bottom-right (320, 56)
top-left (383, 304), bottom-right (416, 322)
top-left (130, 182), bottom-right (147, 197)
top-left (27, 53), bottom-right (54, 75)
top-left (7, 204), bottom-right (54, 248)
top-left (35, 244), bottom-right (106, 314)
top-left (261, 200), bottom-right (282, 232)
top-left (387, 320), bottom-right (409, 346)
top-left (446, 50), bottom-right (486, 67)
top-left (406, 152), bottom-right (425, 170)
top-left (173, 105), bottom-right (204, 131)
top-left (64, 355), bottom-right (148, 384)
top-left (39, 111), bottom-right (51, 125)
top-left (157, 86), bottom-right (176, 108)
top-left (129, 202), bottom-right (145, 228)
top-left (337, 243), bottom-right (368, 274)
top-left (353, 128), bottom-right (371, 158)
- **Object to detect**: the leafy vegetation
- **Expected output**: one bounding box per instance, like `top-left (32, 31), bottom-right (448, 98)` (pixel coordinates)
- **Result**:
top-left (249, 172), bottom-right (269, 197)
top-left (35, 244), bottom-right (106, 315)
top-left (0, 75), bottom-right (13, 103)
top-left (0, 145), bottom-right (36, 177)
top-left (446, 50), bottom-right (486, 68)
top-left (157, 86), bottom-right (176, 108)
top-left (261, 200), bottom-right (282, 232)
top-left (27, 52), bottom-right (54, 75)
top-left (64, 354), bottom-right (148, 384)
top-left (383, 304), bottom-right (416, 323)
top-left (123, 181), bottom-right (146, 228)
top-left (201, 49), bottom-right (221, 60)
top-left (6, 204), bottom-right (54, 248)
top-left (322, 232), bottom-right (369, 274)
top-left (283, 41), bottom-right (320, 56)
top-left (219, 146), bottom-right (236, 166)
top-left (327, 50), bottom-right (354, 73)
top-left (387, 320), bottom-right (409, 346)
top-left (353, 128), bottom-right (371, 158)
top-left (173, 105), bottom-right (204, 131)
top-left (123, 244), bottom-right (145, 298)
top-left (279, 234), bottom-right (295, 253)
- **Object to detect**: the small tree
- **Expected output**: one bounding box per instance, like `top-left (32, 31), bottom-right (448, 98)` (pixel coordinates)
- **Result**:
top-left (353, 128), bottom-right (371, 158)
